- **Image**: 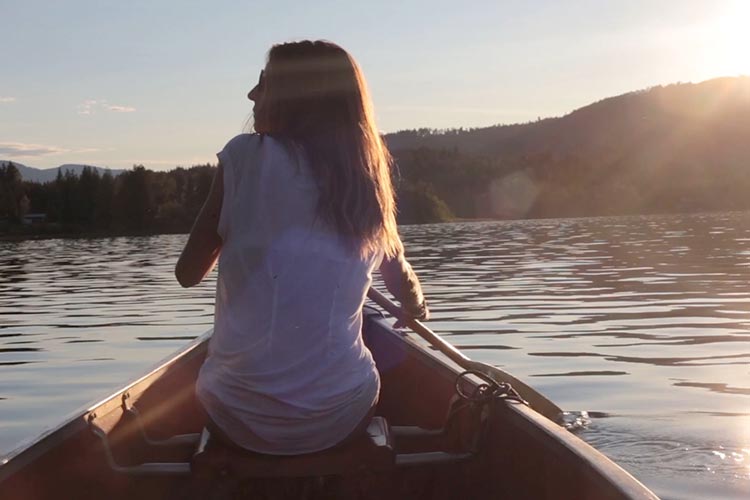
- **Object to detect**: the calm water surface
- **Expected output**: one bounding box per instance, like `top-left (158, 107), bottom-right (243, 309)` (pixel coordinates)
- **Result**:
top-left (2, 212), bottom-right (750, 499)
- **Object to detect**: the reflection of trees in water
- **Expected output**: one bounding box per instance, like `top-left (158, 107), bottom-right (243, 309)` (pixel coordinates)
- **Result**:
top-left (672, 381), bottom-right (750, 396)
top-left (0, 254), bottom-right (27, 285)
top-left (405, 211), bottom-right (750, 289)
top-left (529, 350), bottom-right (750, 368)
top-left (399, 211), bottom-right (750, 371)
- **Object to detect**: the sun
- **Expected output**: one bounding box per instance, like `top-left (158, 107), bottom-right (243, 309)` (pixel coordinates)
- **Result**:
top-left (710, 1), bottom-right (750, 75)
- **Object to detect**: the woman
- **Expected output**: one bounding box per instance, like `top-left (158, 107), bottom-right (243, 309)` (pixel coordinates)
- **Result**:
top-left (175, 40), bottom-right (428, 455)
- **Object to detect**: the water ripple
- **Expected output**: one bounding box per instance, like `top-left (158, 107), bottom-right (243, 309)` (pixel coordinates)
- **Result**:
top-left (3, 213), bottom-right (750, 498)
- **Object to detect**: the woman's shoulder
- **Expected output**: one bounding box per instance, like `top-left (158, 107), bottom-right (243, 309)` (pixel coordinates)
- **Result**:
top-left (222, 133), bottom-right (296, 157)
top-left (222, 133), bottom-right (263, 153)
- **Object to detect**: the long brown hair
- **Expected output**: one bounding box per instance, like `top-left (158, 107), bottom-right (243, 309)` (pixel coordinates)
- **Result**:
top-left (253, 40), bottom-right (401, 259)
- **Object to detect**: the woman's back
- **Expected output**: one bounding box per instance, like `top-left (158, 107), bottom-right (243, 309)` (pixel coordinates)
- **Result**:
top-left (177, 40), bottom-right (427, 457)
top-left (196, 134), bottom-right (381, 454)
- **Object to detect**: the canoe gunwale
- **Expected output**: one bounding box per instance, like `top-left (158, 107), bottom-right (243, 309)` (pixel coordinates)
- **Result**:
top-left (500, 401), bottom-right (658, 499)
top-left (364, 312), bottom-right (658, 499)
top-left (0, 330), bottom-right (212, 482)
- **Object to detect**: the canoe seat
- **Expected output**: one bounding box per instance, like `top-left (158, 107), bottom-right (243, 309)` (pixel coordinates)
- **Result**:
top-left (191, 416), bottom-right (395, 478)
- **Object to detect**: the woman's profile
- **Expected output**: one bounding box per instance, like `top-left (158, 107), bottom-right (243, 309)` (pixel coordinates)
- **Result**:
top-left (175, 40), bottom-right (427, 454)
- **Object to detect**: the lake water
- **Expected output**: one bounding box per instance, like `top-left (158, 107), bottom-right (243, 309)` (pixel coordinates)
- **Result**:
top-left (2, 212), bottom-right (750, 499)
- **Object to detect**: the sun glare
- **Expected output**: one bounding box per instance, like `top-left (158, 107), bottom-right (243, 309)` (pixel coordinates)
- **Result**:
top-left (710, 2), bottom-right (750, 75)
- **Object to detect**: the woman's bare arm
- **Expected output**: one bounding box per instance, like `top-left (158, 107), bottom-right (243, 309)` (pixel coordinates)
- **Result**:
top-left (175, 164), bottom-right (224, 287)
top-left (379, 250), bottom-right (429, 320)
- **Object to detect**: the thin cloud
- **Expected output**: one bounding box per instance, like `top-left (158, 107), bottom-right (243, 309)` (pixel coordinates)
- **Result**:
top-left (0, 142), bottom-right (99, 158)
top-left (105, 104), bottom-right (136, 113)
top-left (0, 142), bottom-right (68, 157)
top-left (383, 104), bottom-right (532, 116)
top-left (122, 158), bottom-right (213, 167)
top-left (78, 99), bottom-right (136, 115)
top-left (77, 99), bottom-right (99, 115)
top-left (0, 97), bottom-right (16, 103)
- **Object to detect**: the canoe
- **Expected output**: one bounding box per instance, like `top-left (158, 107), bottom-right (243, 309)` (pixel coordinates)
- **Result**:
top-left (0, 306), bottom-right (658, 499)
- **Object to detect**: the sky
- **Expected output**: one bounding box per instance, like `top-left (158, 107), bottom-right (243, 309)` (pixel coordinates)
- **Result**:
top-left (1, 0), bottom-right (749, 170)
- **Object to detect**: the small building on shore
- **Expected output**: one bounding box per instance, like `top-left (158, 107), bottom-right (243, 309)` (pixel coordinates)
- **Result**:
top-left (22, 213), bottom-right (47, 225)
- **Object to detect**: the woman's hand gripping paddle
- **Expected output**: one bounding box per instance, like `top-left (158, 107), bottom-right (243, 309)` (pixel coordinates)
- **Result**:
top-left (367, 287), bottom-right (563, 423)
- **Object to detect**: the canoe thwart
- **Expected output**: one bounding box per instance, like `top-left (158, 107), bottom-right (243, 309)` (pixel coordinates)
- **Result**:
top-left (391, 426), bottom-right (444, 438)
top-left (90, 412), bottom-right (484, 481)
top-left (395, 451), bottom-right (474, 467)
top-left (192, 415), bottom-right (480, 480)
top-left (191, 416), bottom-right (396, 478)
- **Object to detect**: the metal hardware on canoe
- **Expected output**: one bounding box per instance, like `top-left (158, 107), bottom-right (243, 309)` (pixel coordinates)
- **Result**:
top-left (454, 370), bottom-right (529, 407)
top-left (366, 287), bottom-right (564, 423)
top-left (87, 413), bottom-right (191, 475)
top-left (121, 393), bottom-right (200, 447)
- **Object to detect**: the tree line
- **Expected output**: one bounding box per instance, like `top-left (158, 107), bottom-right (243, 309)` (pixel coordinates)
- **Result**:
top-left (0, 158), bottom-right (456, 237)
top-left (0, 162), bottom-right (215, 235)
top-left (393, 145), bottom-right (750, 221)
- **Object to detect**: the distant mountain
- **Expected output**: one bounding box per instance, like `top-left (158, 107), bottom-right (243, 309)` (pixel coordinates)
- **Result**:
top-left (0, 161), bottom-right (124, 183)
top-left (385, 76), bottom-right (750, 219)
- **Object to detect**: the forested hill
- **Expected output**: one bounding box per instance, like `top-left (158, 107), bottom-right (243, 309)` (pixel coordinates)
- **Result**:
top-left (386, 77), bottom-right (750, 157)
top-left (386, 76), bottom-right (750, 221)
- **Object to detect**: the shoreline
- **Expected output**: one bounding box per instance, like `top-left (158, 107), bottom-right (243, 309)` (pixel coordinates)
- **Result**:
top-left (3, 208), bottom-right (748, 242)
top-left (0, 227), bottom-right (189, 243)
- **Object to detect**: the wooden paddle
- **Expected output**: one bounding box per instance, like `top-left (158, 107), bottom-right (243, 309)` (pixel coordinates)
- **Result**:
top-left (367, 287), bottom-right (564, 423)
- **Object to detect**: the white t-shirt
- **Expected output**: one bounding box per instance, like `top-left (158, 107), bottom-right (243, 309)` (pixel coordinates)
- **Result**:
top-left (196, 134), bottom-right (381, 454)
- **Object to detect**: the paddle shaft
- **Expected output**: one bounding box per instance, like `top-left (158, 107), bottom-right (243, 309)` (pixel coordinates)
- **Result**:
top-left (367, 287), bottom-right (563, 422)
top-left (367, 288), bottom-right (470, 366)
